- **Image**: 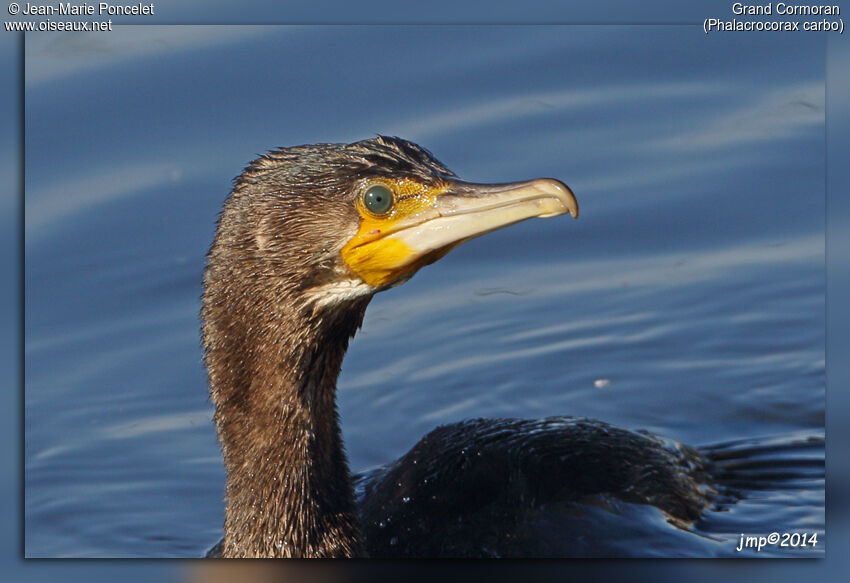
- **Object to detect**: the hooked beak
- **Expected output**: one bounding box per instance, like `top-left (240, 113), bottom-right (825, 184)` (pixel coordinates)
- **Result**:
top-left (341, 177), bottom-right (578, 289)
top-left (387, 178), bottom-right (578, 254)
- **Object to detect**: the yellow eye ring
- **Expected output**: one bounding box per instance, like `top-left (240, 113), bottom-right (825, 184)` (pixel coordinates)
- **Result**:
top-left (362, 184), bottom-right (394, 215)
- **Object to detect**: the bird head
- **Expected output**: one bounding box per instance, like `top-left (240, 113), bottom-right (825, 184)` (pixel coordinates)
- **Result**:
top-left (207, 136), bottom-right (578, 310)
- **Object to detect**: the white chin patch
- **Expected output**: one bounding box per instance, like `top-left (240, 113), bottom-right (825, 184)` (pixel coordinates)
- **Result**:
top-left (305, 279), bottom-right (375, 307)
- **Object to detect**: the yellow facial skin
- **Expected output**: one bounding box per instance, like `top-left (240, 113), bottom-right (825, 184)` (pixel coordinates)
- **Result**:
top-left (341, 176), bottom-right (578, 289)
top-left (341, 178), bottom-right (448, 288)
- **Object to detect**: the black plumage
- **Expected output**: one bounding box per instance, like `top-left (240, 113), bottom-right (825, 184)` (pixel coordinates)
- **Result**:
top-left (204, 136), bottom-right (720, 558)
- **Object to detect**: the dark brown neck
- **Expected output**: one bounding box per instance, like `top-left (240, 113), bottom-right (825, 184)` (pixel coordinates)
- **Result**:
top-left (204, 287), bottom-right (370, 558)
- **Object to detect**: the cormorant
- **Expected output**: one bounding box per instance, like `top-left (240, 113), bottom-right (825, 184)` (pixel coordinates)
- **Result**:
top-left (202, 136), bottom-right (715, 558)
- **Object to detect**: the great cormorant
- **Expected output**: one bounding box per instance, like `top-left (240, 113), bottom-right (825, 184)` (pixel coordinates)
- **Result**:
top-left (202, 136), bottom-right (716, 558)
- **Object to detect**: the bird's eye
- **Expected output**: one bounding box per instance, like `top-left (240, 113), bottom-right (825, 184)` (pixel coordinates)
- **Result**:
top-left (362, 184), bottom-right (394, 215)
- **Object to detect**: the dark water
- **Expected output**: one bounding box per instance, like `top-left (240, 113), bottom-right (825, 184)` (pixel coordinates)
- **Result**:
top-left (24, 26), bottom-right (824, 557)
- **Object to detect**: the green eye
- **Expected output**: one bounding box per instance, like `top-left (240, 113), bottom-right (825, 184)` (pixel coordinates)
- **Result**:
top-left (363, 184), bottom-right (394, 215)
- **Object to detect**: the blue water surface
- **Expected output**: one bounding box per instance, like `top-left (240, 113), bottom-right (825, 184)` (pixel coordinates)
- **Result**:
top-left (24, 26), bottom-right (824, 557)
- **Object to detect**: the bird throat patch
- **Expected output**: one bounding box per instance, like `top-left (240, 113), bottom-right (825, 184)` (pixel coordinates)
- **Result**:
top-left (341, 178), bottom-right (448, 288)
